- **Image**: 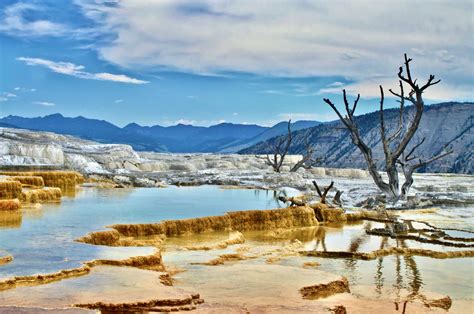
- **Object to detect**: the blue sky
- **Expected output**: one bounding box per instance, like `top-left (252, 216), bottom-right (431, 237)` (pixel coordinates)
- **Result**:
top-left (0, 0), bottom-right (472, 127)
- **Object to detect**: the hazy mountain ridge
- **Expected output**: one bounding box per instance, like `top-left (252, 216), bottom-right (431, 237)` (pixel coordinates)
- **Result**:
top-left (0, 114), bottom-right (318, 153)
top-left (240, 102), bottom-right (474, 174)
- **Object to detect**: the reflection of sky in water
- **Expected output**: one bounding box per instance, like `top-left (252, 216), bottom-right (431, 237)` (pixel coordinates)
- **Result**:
top-left (0, 186), bottom-right (290, 278)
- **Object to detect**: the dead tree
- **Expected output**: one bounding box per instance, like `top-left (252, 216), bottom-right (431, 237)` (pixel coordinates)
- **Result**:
top-left (312, 180), bottom-right (334, 204)
top-left (323, 54), bottom-right (452, 202)
top-left (290, 138), bottom-right (321, 172)
top-left (259, 121), bottom-right (321, 173)
top-left (264, 120), bottom-right (292, 172)
top-left (397, 138), bottom-right (452, 196)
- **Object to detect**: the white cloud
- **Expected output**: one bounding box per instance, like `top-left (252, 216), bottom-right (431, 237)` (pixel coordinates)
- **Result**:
top-left (12, 86), bottom-right (36, 92)
top-left (2, 92), bottom-right (16, 98)
top-left (232, 112), bottom-right (238, 116)
top-left (71, 1), bottom-right (472, 99)
top-left (0, 2), bottom-right (68, 37)
top-left (319, 76), bottom-right (473, 102)
top-left (171, 119), bottom-right (197, 125)
top-left (0, 97), bottom-right (8, 102)
top-left (33, 101), bottom-right (55, 106)
top-left (17, 57), bottom-right (149, 84)
top-left (114, 99), bottom-right (124, 103)
top-left (161, 118), bottom-right (228, 126)
top-left (278, 112), bottom-right (336, 122)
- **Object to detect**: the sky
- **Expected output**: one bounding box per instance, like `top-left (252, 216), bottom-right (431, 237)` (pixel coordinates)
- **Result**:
top-left (0, 0), bottom-right (472, 127)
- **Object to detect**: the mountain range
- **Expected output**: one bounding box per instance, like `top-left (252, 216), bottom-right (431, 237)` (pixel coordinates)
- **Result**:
top-left (241, 102), bottom-right (474, 174)
top-left (0, 114), bottom-right (320, 153)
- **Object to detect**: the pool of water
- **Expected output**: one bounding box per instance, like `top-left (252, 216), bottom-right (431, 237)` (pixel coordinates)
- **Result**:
top-left (0, 186), bottom-right (289, 278)
top-left (162, 222), bottom-right (474, 305)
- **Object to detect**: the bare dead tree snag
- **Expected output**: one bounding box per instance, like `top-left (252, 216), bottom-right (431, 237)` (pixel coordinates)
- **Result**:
top-left (323, 54), bottom-right (452, 202)
top-left (264, 120), bottom-right (292, 172)
top-left (290, 138), bottom-right (321, 172)
top-left (333, 190), bottom-right (343, 206)
top-left (312, 180), bottom-right (334, 204)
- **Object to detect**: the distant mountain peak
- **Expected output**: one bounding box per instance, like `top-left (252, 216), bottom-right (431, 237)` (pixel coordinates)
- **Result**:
top-left (46, 113), bottom-right (64, 118)
top-left (124, 122), bottom-right (143, 128)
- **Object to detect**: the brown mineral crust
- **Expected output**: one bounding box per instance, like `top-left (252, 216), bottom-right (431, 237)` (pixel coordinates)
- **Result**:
top-left (0, 255), bottom-right (13, 265)
top-left (367, 228), bottom-right (474, 248)
top-left (299, 276), bottom-right (350, 299)
top-left (20, 187), bottom-right (62, 203)
top-left (185, 231), bottom-right (245, 251)
top-left (191, 253), bottom-right (252, 266)
top-left (0, 266), bottom-right (92, 291)
top-left (111, 215), bottom-right (233, 237)
top-left (7, 176), bottom-right (45, 188)
top-left (74, 294), bottom-right (203, 311)
top-left (330, 305), bottom-right (347, 314)
top-left (80, 206), bottom-right (318, 246)
top-left (0, 199), bottom-right (21, 211)
top-left (302, 261), bottom-right (321, 268)
top-left (425, 295), bottom-right (452, 310)
top-left (0, 171), bottom-right (83, 189)
top-left (227, 206), bottom-right (317, 231)
top-left (310, 203), bottom-right (347, 223)
top-left (159, 273), bottom-right (174, 286)
top-left (88, 251), bottom-right (165, 271)
top-left (302, 247), bottom-right (474, 260)
top-left (345, 210), bottom-right (394, 222)
top-left (0, 181), bottom-right (22, 200)
top-left (77, 229), bottom-right (121, 246)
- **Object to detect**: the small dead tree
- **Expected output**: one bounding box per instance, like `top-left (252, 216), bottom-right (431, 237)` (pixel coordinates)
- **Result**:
top-left (290, 138), bottom-right (321, 172)
top-left (312, 180), bottom-right (334, 204)
top-left (263, 120), bottom-right (292, 172)
top-left (323, 54), bottom-right (452, 202)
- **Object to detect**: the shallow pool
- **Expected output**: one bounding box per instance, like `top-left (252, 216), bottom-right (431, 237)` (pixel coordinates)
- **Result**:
top-left (0, 186), bottom-right (288, 278)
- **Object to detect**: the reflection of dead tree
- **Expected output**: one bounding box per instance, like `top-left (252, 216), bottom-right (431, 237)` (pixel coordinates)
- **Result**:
top-left (314, 227), bottom-right (327, 252)
top-left (399, 240), bottom-right (422, 300)
top-left (323, 54), bottom-right (451, 202)
top-left (375, 237), bottom-right (389, 296)
top-left (262, 120), bottom-right (292, 173)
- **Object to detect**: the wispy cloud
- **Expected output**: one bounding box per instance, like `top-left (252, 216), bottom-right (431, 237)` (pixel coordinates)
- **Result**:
top-left (73, 1), bottom-right (472, 100)
top-left (161, 118), bottom-right (227, 127)
top-left (318, 76), bottom-right (474, 102)
top-left (0, 2), bottom-right (68, 37)
top-left (278, 112), bottom-right (336, 122)
top-left (13, 87), bottom-right (36, 92)
top-left (0, 92), bottom-right (17, 102)
top-left (17, 57), bottom-right (149, 84)
top-left (33, 101), bottom-right (55, 106)
top-left (114, 99), bottom-right (123, 103)
top-left (2, 92), bottom-right (16, 98)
